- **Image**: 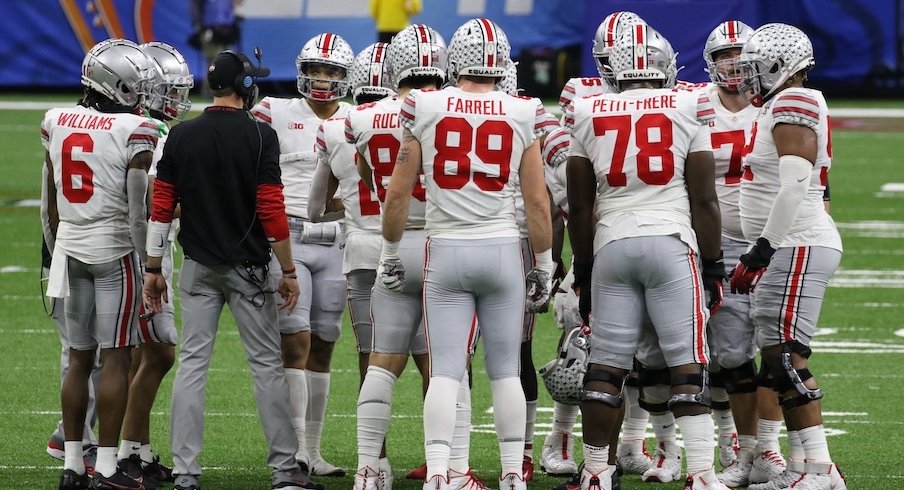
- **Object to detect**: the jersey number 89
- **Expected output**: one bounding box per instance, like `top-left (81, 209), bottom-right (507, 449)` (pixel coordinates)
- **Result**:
top-left (433, 117), bottom-right (514, 191)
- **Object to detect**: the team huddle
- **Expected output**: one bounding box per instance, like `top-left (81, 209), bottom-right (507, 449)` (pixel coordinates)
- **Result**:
top-left (40, 9), bottom-right (845, 490)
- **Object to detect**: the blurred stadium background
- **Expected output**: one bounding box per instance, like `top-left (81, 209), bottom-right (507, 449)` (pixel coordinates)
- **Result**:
top-left (2, 0), bottom-right (902, 99)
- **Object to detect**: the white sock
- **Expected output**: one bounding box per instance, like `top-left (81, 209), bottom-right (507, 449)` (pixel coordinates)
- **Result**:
top-left (64, 441), bottom-right (85, 474)
top-left (286, 368), bottom-right (309, 463)
top-left (650, 412), bottom-right (677, 442)
top-left (676, 413), bottom-right (716, 475)
top-left (551, 402), bottom-right (580, 434)
top-left (524, 399), bottom-right (537, 459)
top-left (139, 444), bottom-right (155, 464)
top-left (582, 444), bottom-right (609, 474)
top-left (491, 377), bottom-right (526, 476)
top-left (787, 430), bottom-right (805, 461)
top-left (117, 439), bottom-right (141, 460)
top-left (757, 418), bottom-right (782, 452)
top-left (424, 376), bottom-right (460, 479)
top-left (305, 370), bottom-right (330, 458)
top-left (624, 385), bottom-right (650, 421)
top-left (95, 446), bottom-right (119, 478)
top-left (449, 373), bottom-right (471, 473)
top-left (798, 425), bottom-right (831, 463)
top-left (714, 408), bottom-right (737, 436)
top-left (737, 435), bottom-right (757, 462)
top-left (357, 366), bottom-right (396, 470)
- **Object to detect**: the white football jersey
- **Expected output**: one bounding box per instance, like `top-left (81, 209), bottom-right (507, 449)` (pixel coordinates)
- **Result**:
top-left (739, 88), bottom-right (841, 251)
top-left (316, 117), bottom-right (381, 235)
top-left (559, 77), bottom-right (611, 113)
top-left (568, 87), bottom-right (714, 254)
top-left (345, 96), bottom-right (428, 229)
top-left (513, 98), bottom-right (553, 237)
top-left (41, 105), bottom-right (158, 263)
top-left (542, 126), bottom-right (570, 215)
top-left (705, 84), bottom-right (759, 242)
top-left (252, 96), bottom-right (352, 218)
top-left (401, 87), bottom-right (545, 238)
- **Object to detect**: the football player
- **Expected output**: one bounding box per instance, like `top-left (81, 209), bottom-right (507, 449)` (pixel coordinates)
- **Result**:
top-left (43, 38), bottom-right (158, 490)
top-left (566, 24), bottom-right (729, 490)
top-left (380, 18), bottom-right (554, 489)
top-left (251, 33), bottom-right (355, 477)
top-left (111, 41), bottom-right (194, 486)
top-left (732, 23), bottom-right (846, 490)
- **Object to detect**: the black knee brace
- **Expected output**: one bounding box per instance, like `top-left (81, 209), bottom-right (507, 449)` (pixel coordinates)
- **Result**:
top-left (668, 372), bottom-right (711, 410)
top-left (721, 360), bottom-right (758, 394)
top-left (637, 364), bottom-right (671, 413)
top-left (581, 369), bottom-right (624, 408)
top-left (774, 341), bottom-right (823, 410)
top-left (708, 369), bottom-right (730, 410)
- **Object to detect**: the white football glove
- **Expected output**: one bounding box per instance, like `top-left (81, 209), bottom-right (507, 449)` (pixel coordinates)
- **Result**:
top-left (553, 266), bottom-right (582, 329)
top-left (377, 240), bottom-right (405, 292)
top-left (526, 249), bottom-right (555, 313)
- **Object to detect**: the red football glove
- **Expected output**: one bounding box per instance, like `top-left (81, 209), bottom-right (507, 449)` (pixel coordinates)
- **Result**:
top-left (729, 238), bottom-right (776, 294)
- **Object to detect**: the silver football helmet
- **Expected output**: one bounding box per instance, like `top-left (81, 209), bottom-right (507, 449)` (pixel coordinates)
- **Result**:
top-left (703, 20), bottom-right (754, 90)
top-left (497, 61), bottom-right (519, 95)
top-left (447, 18), bottom-right (511, 81)
top-left (388, 24), bottom-right (447, 90)
top-left (81, 38), bottom-right (155, 108)
top-left (737, 23), bottom-right (815, 107)
top-left (296, 33), bottom-right (355, 101)
top-left (140, 42), bottom-right (194, 121)
top-left (591, 11), bottom-right (645, 87)
top-left (349, 42), bottom-right (395, 103)
top-left (539, 325), bottom-right (590, 406)
top-left (609, 23), bottom-right (677, 90)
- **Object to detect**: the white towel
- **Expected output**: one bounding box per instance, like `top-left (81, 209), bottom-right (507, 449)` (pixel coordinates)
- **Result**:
top-left (46, 246), bottom-right (70, 298)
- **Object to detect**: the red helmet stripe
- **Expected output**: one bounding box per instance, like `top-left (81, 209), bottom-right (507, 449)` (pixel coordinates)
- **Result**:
top-left (321, 33), bottom-right (333, 58)
top-left (634, 23), bottom-right (646, 70)
top-left (371, 44), bottom-right (384, 86)
top-left (416, 24), bottom-right (431, 67)
top-left (605, 12), bottom-right (621, 47)
top-left (479, 18), bottom-right (496, 67)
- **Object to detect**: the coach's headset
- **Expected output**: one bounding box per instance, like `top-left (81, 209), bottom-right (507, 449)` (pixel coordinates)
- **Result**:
top-left (221, 48), bottom-right (269, 110)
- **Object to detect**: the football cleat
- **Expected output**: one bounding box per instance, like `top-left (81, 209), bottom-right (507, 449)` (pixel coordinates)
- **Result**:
top-left (522, 456), bottom-right (535, 482)
top-left (59, 469), bottom-right (91, 490)
top-left (449, 468), bottom-right (489, 490)
top-left (641, 441), bottom-right (682, 482)
top-left (378, 457), bottom-right (393, 490)
top-left (142, 457), bottom-right (174, 483)
top-left (423, 474), bottom-right (453, 490)
top-left (48, 433), bottom-right (66, 460)
top-left (682, 468), bottom-right (731, 489)
top-left (499, 472), bottom-right (526, 490)
top-left (173, 474), bottom-right (200, 490)
top-left (308, 455), bottom-right (346, 477)
top-left (716, 449), bottom-right (754, 488)
top-left (90, 468), bottom-right (145, 490)
top-left (748, 449), bottom-right (787, 484)
top-left (615, 444), bottom-right (653, 475)
top-left (353, 465), bottom-right (382, 490)
top-left (718, 432), bottom-right (740, 468)
top-left (578, 467), bottom-right (611, 490)
top-left (541, 431), bottom-right (579, 475)
top-left (406, 463), bottom-right (428, 480)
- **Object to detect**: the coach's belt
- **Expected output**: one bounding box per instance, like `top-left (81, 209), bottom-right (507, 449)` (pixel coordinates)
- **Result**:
top-left (288, 217), bottom-right (339, 244)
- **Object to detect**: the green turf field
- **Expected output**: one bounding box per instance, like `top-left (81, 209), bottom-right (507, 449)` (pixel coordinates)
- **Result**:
top-left (1, 100), bottom-right (903, 489)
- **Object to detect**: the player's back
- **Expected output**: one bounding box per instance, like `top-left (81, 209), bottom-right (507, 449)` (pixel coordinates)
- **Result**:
top-left (317, 116), bottom-right (381, 233)
top-left (739, 87), bottom-right (839, 249)
top-left (401, 87), bottom-right (540, 238)
top-left (42, 105), bottom-right (157, 260)
top-left (346, 96), bottom-right (427, 229)
top-left (568, 87), bottom-right (712, 250)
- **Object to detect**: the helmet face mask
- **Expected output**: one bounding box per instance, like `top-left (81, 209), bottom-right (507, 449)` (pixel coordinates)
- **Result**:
top-left (736, 23), bottom-right (815, 107)
top-left (82, 38), bottom-right (156, 109)
top-left (388, 24), bottom-right (447, 91)
top-left (703, 21), bottom-right (753, 91)
top-left (447, 18), bottom-right (511, 82)
top-left (591, 11), bottom-right (644, 88)
top-left (296, 33), bottom-right (355, 102)
top-left (141, 42), bottom-right (193, 121)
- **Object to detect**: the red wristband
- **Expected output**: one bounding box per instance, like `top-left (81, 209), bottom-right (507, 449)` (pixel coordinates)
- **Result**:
top-left (282, 267), bottom-right (296, 275)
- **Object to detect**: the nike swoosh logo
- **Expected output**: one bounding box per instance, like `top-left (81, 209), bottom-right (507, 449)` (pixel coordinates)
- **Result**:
top-left (797, 176), bottom-right (808, 182)
top-left (157, 236), bottom-right (165, 248)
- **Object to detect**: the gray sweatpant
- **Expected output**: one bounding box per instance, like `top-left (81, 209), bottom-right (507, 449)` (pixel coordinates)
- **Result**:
top-left (170, 259), bottom-right (297, 477)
